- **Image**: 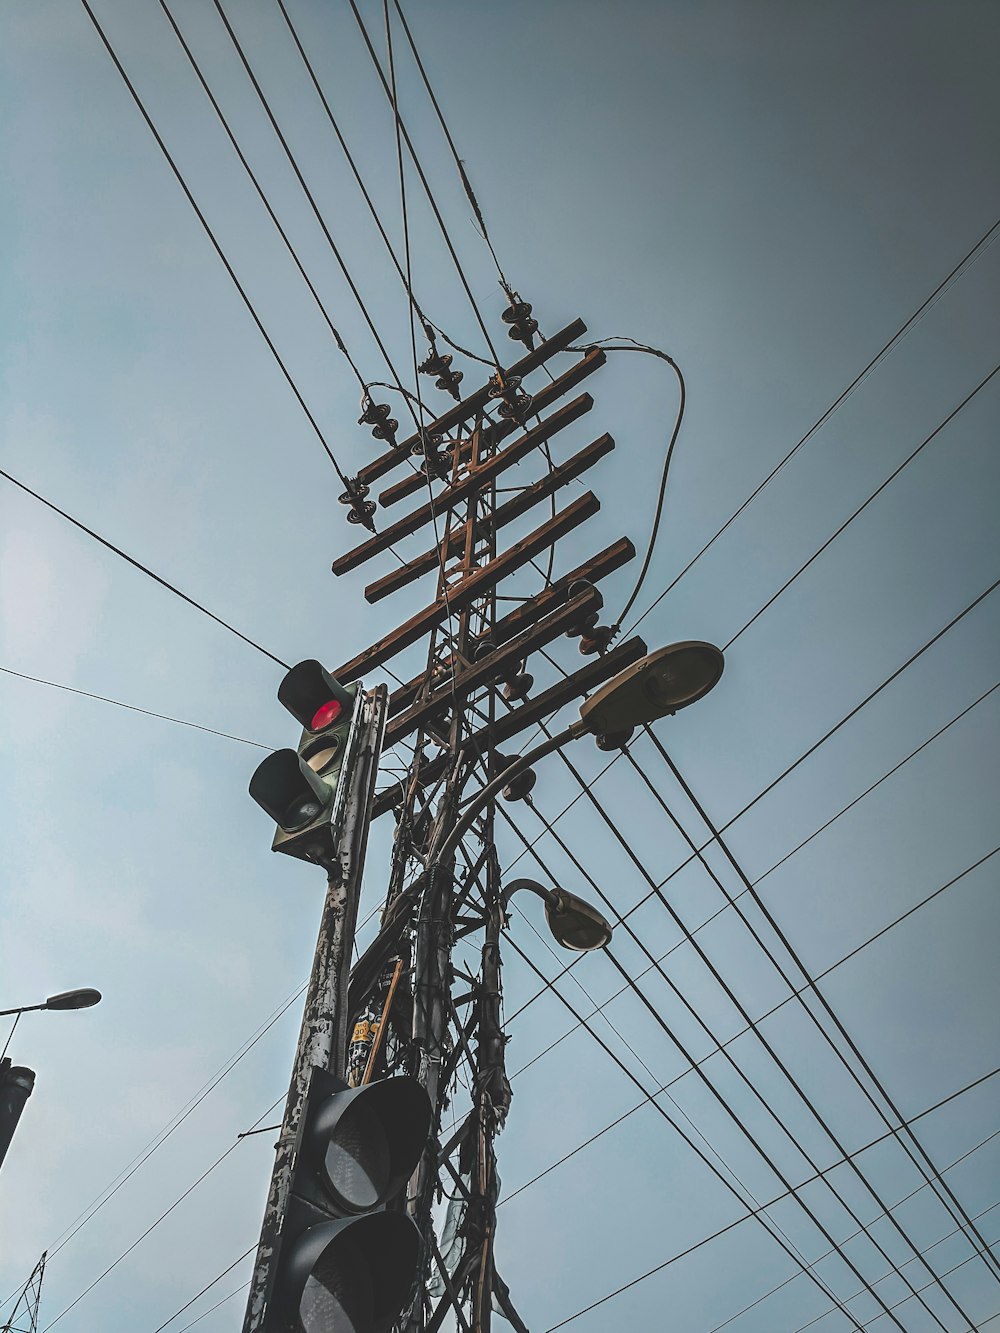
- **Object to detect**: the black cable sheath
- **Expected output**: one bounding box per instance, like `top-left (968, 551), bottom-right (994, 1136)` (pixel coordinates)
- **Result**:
top-left (0, 465), bottom-right (288, 669)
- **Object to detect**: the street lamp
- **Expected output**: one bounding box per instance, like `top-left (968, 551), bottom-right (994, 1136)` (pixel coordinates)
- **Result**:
top-left (502, 878), bottom-right (613, 951)
top-left (0, 988), bottom-right (102, 1018)
top-left (433, 640), bottom-right (724, 865)
top-left (0, 987), bottom-right (102, 1176)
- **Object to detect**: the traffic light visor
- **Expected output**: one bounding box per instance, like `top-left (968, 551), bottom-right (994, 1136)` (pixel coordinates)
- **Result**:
top-left (279, 660), bottom-right (355, 733)
top-left (249, 749), bottom-right (332, 831)
top-left (285, 1212), bottom-right (420, 1333)
top-left (310, 1077), bottom-right (432, 1215)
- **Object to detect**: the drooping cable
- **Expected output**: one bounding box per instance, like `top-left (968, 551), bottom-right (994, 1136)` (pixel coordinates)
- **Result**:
top-left (389, 0), bottom-right (513, 296)
top-left (345, 0), bottom-right (504, 369)
top-left (209, 0), bottom-right (417, 426)
top-left (156, 0), bottom-right (366, 393)
top-left (150, 1252), bottom-right (254, 1333)
top-left (506, 677), bottom-right (999, 1037)
top-left (499, 797), bottom-right (970, 1328)
top-left (0, 464), bottom-right (289, 669)
top-left (40, 1093), bottom-right (283, 1330)
top-left (724, 361), bottom-right (1000, 650)
top-left (626, 212), bottom-right (1000, 637)
top-left (502, 932), bottom-right (870, 1332)
top-left (0, 665), bottom-right (271, 749)
top-left (517, 1072), bottom-right (1000, 1332)
top-left (651, 736), bottom-right (1000, 1282)
top-left (77, 0), bottom-right (355, 493)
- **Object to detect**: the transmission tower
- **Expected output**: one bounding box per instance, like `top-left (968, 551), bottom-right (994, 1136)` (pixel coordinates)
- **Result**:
top-left (1, 1253), bottom-right (45, 1333)
top-left (333, 316), bottom-right (645, 1331)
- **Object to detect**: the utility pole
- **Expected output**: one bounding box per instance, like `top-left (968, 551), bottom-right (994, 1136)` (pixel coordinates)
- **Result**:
top-left (331, 317), bottom-right (648, 1332)
top-left (243, 685), bottom-right (388, 1333)
top-left (0, 1252), bottom-right (45, 1333)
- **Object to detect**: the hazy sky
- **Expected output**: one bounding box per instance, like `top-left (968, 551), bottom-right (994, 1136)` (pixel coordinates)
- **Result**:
top-left (1, 2), bottom-right (998, 1331)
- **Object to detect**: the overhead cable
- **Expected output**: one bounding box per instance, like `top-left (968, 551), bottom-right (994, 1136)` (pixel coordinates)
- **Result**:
top-left (157, 0), bottom-right (366, 388)
top-left (502, 934), bottom-right (872, 1332)
top-left (40, 1095), bottom-right (282, 1330)
top-left (0, 665), bottom-right (271, 749)
top-left (209, 0), bottom-right (417, 425)
top-left (389, 0), bottom-right (513, 295)
top-left (0, 464), bottom-right (289, 669)
top-left (626, 211), bottom-right (1000, 637)
top-left (345, 0), bottom-right (504, 368)
top-left (503, 790), bottom-right (971, 1328)
top-left (77, 0), bottom-right (355, 493)
top-left (150, 1254), bottom-right (254, 1333)
top-left (654, 736), bottom-right (1000, 1281)
top-left (725, 361), bottom-right (1000, 649)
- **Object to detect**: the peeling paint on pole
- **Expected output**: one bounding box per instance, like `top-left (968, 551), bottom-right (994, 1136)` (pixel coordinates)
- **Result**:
top-left (242, 685), bottom-right (387, 1333)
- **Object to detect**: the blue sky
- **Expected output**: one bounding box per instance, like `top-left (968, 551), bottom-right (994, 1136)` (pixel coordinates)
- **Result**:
top-left (1, 2), bottom-right (998, 1330)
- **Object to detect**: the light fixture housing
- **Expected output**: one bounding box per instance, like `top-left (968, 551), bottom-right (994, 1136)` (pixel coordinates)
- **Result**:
top-left (543, 889), bottom-right (614, 951)
top-left (579, 640), bottom-right (724, 741)
top-left (44, 989), bottom-right (102, 1011)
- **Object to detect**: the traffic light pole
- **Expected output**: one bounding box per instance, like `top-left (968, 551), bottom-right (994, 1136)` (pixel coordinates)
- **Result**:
top-left (242, 685), bottom-right (388, 1333)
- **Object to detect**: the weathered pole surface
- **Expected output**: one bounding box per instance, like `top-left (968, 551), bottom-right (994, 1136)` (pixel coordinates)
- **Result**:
top-left (241, 685), bottom-right (387, 1333)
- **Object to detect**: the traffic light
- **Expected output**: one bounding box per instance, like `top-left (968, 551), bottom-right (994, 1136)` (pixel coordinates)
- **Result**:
top-left (249, 661), bottom-right (360, 866)
top-left (269, 1066), bottom-right (431, 1333)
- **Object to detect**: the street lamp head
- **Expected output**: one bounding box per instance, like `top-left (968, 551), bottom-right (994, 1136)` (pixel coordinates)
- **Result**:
top-left (578, 640), bottom-right (724, 743)
top-left (503, 879), bottom-right (613, 952)
top-left (44, 988), bottom-right (102, 1012)
top-left (543, 889), bottom-right (614, 951)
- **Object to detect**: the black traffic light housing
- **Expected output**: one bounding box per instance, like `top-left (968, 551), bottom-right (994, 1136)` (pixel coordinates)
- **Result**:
top-left (249, 661), bottom-right (360, 867)
top-left (268, 1067), bottom-right (431, 1333)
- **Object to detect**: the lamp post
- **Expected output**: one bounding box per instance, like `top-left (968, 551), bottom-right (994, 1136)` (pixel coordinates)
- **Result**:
top-left (0, 987), bottom-right (102, 1177)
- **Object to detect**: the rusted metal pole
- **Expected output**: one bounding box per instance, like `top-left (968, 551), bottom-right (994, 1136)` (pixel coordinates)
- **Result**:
top-left (241, 685), bottom-right (387, 1333)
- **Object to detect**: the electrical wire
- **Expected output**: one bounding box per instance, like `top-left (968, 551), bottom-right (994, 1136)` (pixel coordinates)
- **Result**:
top-left (0, 463), bottom-right (288, 669)
top-left (389, 0), bottom-right (512, 296)
top-left (40, 1094), bottom-right (284, 1330)
top-left (345, 0), bottom-right (504, 369)
top-left (625, 211), bottom-right (1000, 637)
top-left (150, 1254), bottom-right (254, 1333)
top-left (173, 1281), bottom-right (249, 1331)
top-left (209, 0), bottom-right (416, 429)
top-left (0, 665), bottom-right (271, 749)
top-left (724, 361), bottom-right (1000, 650)
top-left (156, 0), bottom-right (366, 392)
top-left (525, 1073), bottom-right (1000, 1332)
top-left (649, 735), bottom-right (1000, 1282)
top-left (38, 983), bottom-right (305, 1266)
top-left (505, 676), bottom-right (1000, 1038)
top-left (77, 0), bottom-right (355, 493)
top-left (501, 933), bottom-right (871, 1332)
top-left (501, 796), bottom-right (973, 1327)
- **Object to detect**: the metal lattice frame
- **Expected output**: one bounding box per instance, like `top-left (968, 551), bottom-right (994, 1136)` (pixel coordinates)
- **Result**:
top-left (1, 1253), bottom-right (45, 1333)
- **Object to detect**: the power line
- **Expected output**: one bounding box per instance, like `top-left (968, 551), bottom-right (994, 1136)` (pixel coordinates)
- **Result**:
top-left (0, 464), bottom-right (288, 669)
top-left (724, 361), bottom-right (1000, 649)
top-left (793, 1205), bottom-right (1000, 1333)
top-left (652, 736), bottom-right (1000, 1285)
top-left (345, 0), bottom-right (504, 369)
top-left (626, 211), bottom-right (1000, 637)
top-left (503, 790), bottom-right (974, 1327)
top-left (389, 0), bottom-right (512, 295)
top-left (151, 1253), bottom-right (254, 1333)
top-left (208, 0), bottom-right (417, 428)
top-left (40, 1093), bottom-right (281, 1331)
top-left (0, 665), bottom-right (271, 749)
top-left (77, 0), bottom-right (355, 493)
top-left (501, 933), bottom-right (874, 1332)
top-left (505, 839), bottom-right (1000, 1177)
top-left (155, 0), bottom-right (366, 390)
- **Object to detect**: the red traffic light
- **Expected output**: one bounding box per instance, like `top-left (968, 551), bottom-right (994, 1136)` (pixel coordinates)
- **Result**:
top-left (279, 661), bottom-right (355, 733)
top-left (311, 698), bottom-right (344, 731)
